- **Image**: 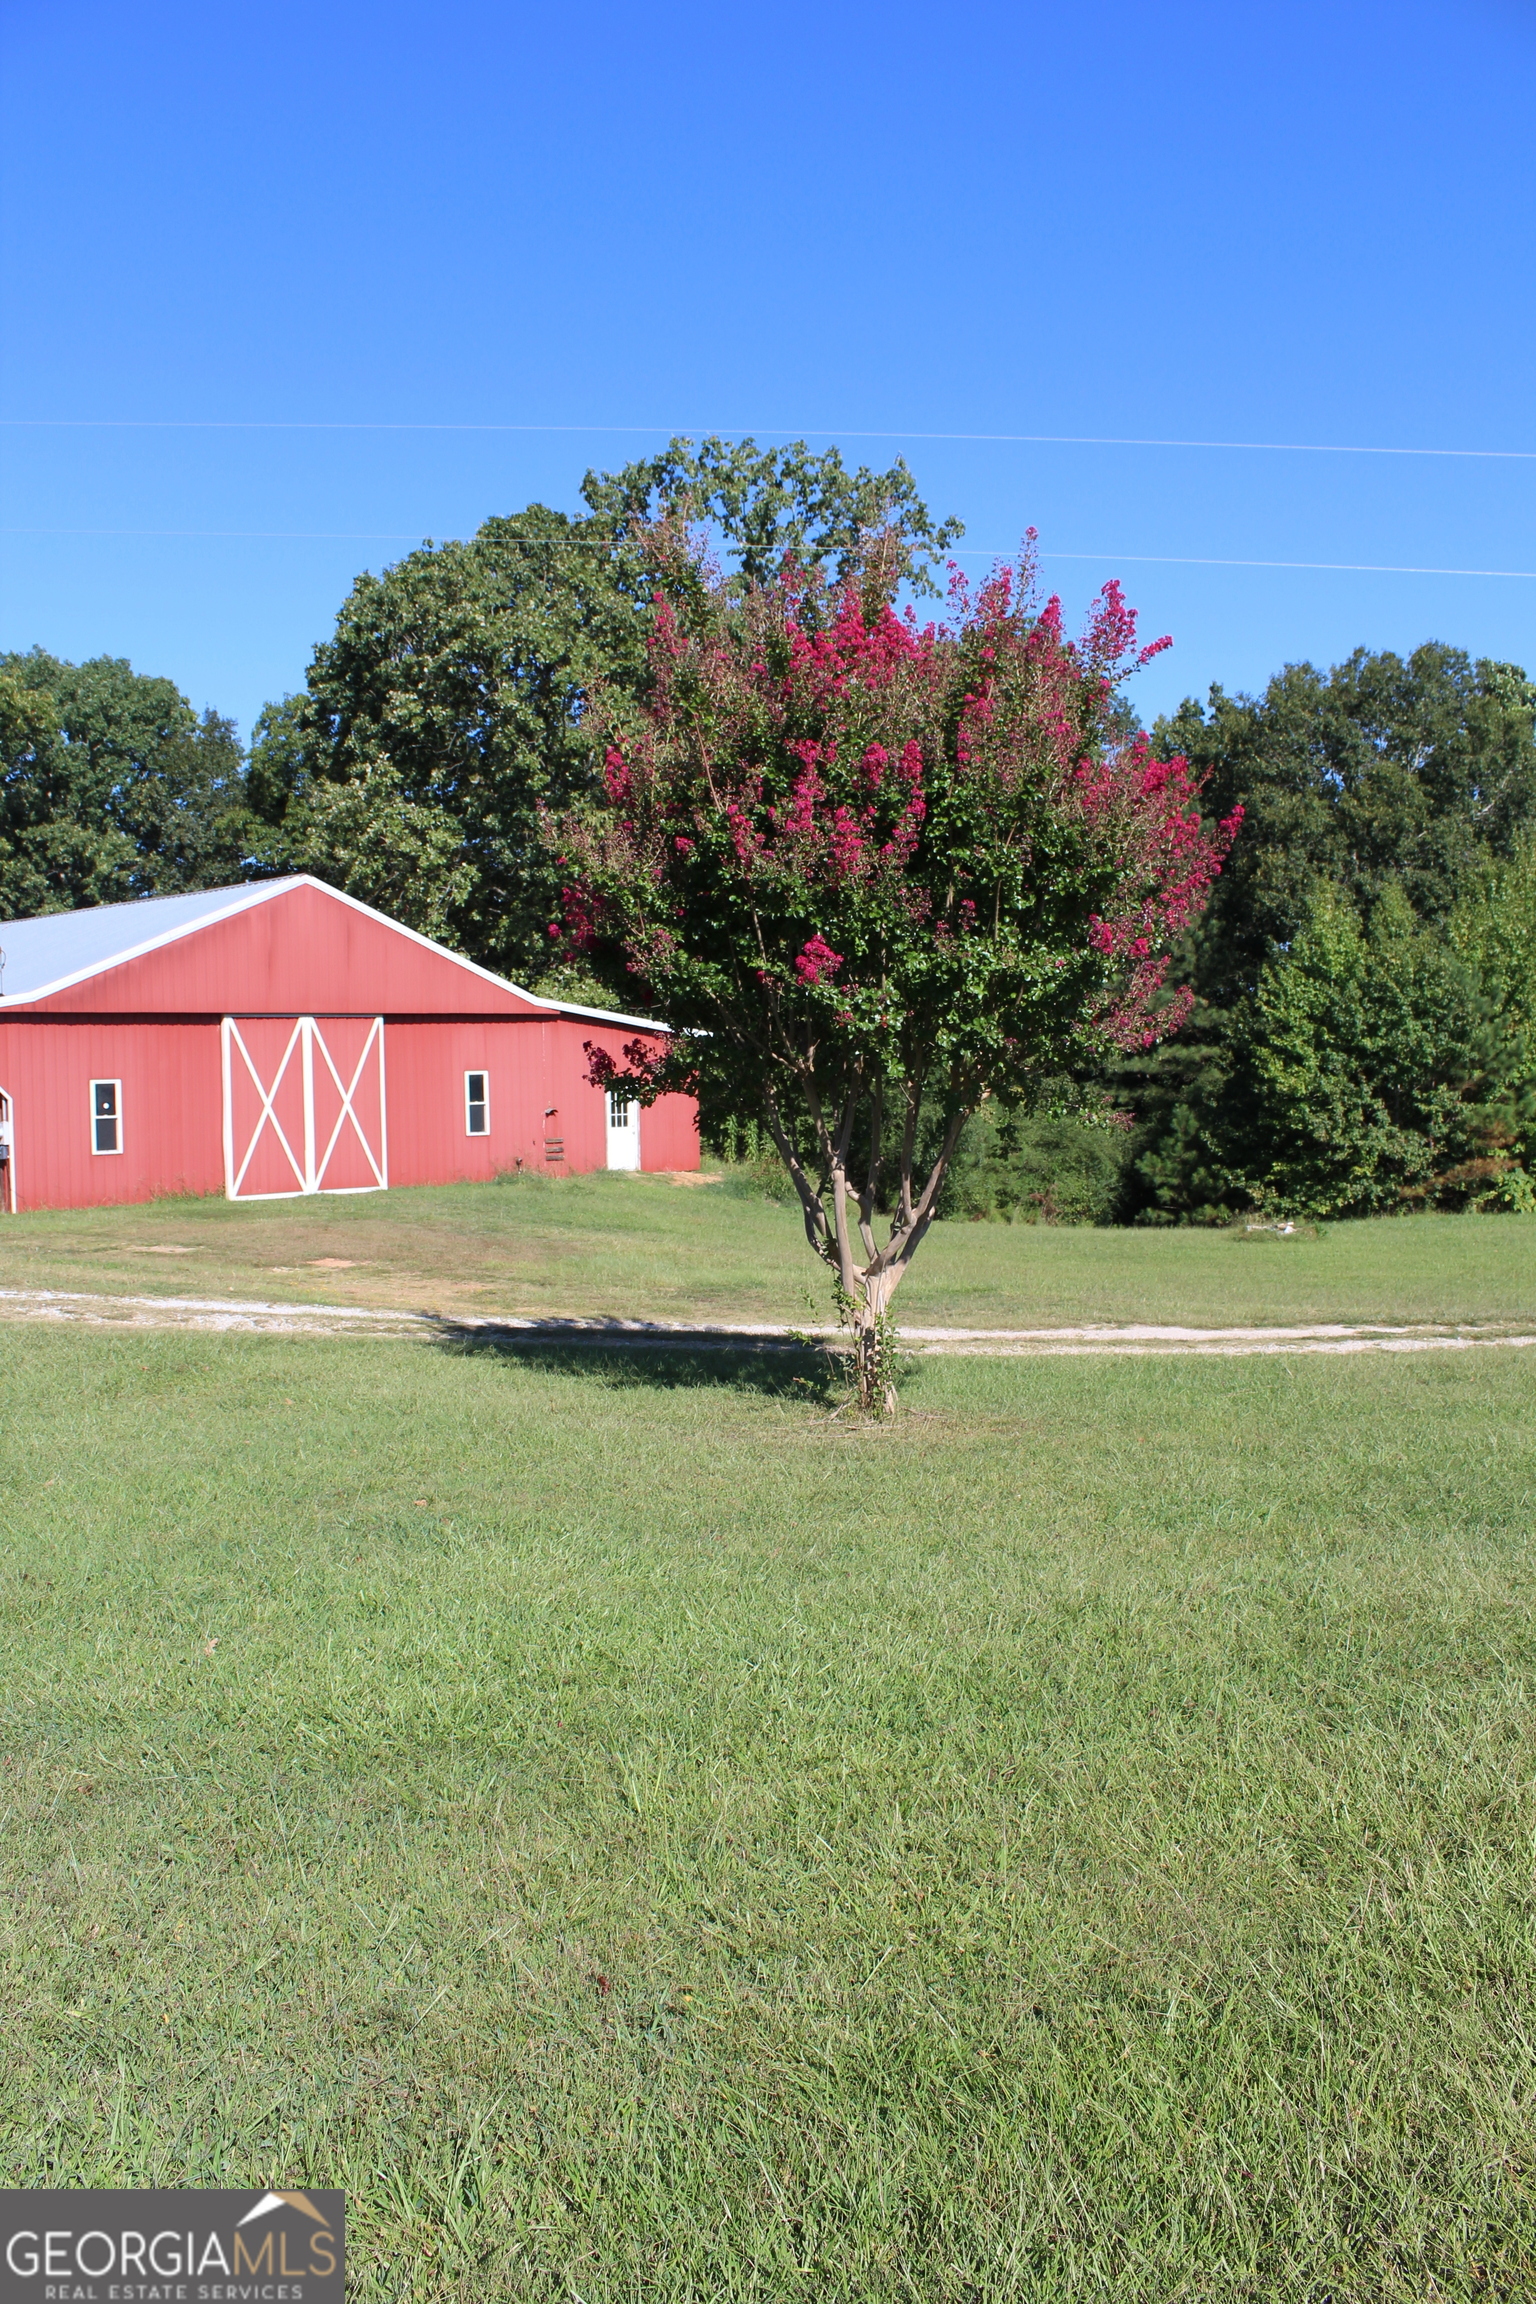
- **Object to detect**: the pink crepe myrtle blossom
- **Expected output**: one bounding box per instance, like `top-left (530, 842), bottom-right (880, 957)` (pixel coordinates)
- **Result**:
top-left (558, 884), bottom-right (601, 952)
top-left (584, 1034), bottom-right (667, 1093)
top-left (555, 522), bottom-right (1239, 1411)
top-left (795, 935), bottom-right (844, 986)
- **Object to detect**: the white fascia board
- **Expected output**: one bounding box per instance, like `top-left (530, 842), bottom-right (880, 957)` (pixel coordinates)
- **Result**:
top-left (303, 880), bottom-right (675, 1031)
top-left (530, 993), bottom-right (680, 1032)
top-left (0, 872), bottom-right (675, 1033)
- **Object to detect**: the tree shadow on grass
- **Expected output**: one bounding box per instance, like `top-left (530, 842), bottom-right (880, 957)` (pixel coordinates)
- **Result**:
top-left (426, 1317), bottom-right (847, 1403)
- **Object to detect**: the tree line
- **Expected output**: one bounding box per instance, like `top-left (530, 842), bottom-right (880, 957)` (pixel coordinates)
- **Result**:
top-left (4, 437), bottom-right (1533, 1222)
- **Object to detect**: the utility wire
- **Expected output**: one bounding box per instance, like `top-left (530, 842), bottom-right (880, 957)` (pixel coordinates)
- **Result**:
top-left (2, 527), bottom-right (1534, 580)
top-left (1043, 551), bottom-right (1536, 580)
top-left (0, 527), bottom-right (432, 540)
top-left (2, 419), bottom-right (1536, 461)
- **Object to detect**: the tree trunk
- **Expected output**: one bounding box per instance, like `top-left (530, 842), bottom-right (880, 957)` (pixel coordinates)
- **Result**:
top-left (769, 1091), bottom-right (967, 1416)
top-left (850, 1267), bottom-right (900, 1416)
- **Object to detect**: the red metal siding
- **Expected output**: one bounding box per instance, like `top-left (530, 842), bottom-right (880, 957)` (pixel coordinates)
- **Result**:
top-left (384, 1019), bottom-right (697, 1183)
top-left (0, 1018), bottom-right (224, 1211)
top-left (639, 1090), bottom-right (702, 1172)
top-left (32, 882), bottom-right (544, 1020)
top-left (545, 1021), bottom-right (607, 1174)
top-left (0, 880), bottom-right (700, 1210)
top-left (536, 1022), bottom-right (700, 1174)
top-left (385, 1019), bottom-right (536, 1183)
top-left (0, 1015), bottom-right (697, 1210)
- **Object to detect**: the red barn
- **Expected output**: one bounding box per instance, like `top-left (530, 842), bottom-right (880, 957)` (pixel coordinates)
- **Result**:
top-left (0, 876), bottom-right (699, 1212)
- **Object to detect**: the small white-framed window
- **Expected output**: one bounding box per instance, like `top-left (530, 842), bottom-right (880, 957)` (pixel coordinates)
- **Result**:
top-left (465, 1070), bottom-right (489, 1136)
top-left (90, 1078), bottom-right (122, 1155)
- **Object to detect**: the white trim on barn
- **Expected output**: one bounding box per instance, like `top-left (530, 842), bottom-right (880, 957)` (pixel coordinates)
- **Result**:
top-left (605, 1090), bottom-right (642, 1170)
top-left (89, 1078), bottom-right (123, 1155)
top-left (221, 1014), bottom-right (388, 1200)
top-left (0, 875), bottom-right (672, 1035)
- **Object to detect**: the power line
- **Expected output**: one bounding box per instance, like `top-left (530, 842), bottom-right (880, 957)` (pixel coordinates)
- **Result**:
top-left (0, 527), bottom-right (428, 540)
top-left (2, 418), bottom-right (1536, 461)
top-left (2, 526), bottom-right (1534, 580)
top-left (1042, 550), bottom-right (1536, 580)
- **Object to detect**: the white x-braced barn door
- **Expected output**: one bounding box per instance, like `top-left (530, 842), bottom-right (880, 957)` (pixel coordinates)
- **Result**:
top-left (222, 1015), bottom-right (388, 1200)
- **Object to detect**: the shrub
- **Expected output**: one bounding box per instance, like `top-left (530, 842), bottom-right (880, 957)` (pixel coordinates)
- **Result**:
top-left (939, 1105), bottom-right (1131, 1223)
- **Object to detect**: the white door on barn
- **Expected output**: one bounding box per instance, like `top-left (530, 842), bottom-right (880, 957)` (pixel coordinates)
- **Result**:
top-left (605, 1090), bottom-right (641, 1170)
top-left (222, 1016), bottom-right (388, 1200)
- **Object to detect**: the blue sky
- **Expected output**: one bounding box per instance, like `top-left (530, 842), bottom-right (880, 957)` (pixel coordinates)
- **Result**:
top-left (3, 0), bottom-right (1534, 741)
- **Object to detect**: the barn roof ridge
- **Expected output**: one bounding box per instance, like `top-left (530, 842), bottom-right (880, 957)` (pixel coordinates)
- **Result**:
top-left (0, 874), bottom-right (672, 1034)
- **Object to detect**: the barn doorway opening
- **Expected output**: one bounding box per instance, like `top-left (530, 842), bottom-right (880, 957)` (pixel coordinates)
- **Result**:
top-left (605, 1091), bottom-right (641, 1171)
top-left (222, 1016), bottom-right (387, 1200)
top-left (0, 1087), bottom-right (14, 1212)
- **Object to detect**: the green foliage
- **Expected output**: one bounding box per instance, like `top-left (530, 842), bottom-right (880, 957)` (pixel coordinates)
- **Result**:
top-left (938, 1102), bottom-right (1132, 1223)
top-left (1448, 826), bottom-right (1536, 1030)
top-left (562, 535), bottom-right (1231, 1407)
top-left (1157, 644), bottom-right (1536, 999)
top-left (1221, 884), bottom-right (1488, 1217)
top-left (579, 433), bottom-right (965, 596)
top-left (0, 649), bottom-right (255, 917)
top-left (702, 1113), bottom-right (800, 1201)
top-left (282, 755), bottom-right (477, 947)
top-left (1443, 833), bottom-right (1536, 1204)
top-left (1111, 1005), bottom-right (1236, 1225)
top-left (1125, 646), bottom-right (1536, 1220)
top-left (253, 440), bottom-right (959, 988)
top-left (256, 507), bottom-right (638, 973)
top-left (244, 692), bottom-right (310, 826)
top-left (0, 670), bottom-right (132, 916)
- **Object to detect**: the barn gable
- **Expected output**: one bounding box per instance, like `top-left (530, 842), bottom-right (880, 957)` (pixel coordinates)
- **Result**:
top-left (0, 876), bottom-right (661, 1030)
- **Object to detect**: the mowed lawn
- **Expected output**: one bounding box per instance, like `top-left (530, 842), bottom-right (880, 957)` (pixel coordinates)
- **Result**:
top-left (2, 1208), bottom-right (1535, 2299)
top-left (1, 1168), bottom-right (1534, 1329)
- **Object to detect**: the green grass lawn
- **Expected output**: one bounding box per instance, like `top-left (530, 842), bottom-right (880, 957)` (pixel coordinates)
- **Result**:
top-left (3, 1308), bottom-right (1534, 2298)
top-left (0, 1170), bottom-right (1533, 1329)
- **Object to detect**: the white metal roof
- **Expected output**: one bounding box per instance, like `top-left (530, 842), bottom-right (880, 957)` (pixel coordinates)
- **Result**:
top-left (0, 874), bottom-right (670, 1032)
top-left (0, 880), bottom-right (307, 999)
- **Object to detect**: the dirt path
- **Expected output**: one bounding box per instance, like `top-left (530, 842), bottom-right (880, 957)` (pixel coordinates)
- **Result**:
top-left (0, 1286), bottom-right (1532, 1357)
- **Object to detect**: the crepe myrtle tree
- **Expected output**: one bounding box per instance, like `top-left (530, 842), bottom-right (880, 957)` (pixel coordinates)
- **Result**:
top-left (554, 531), bottom-right (1240, 1410)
